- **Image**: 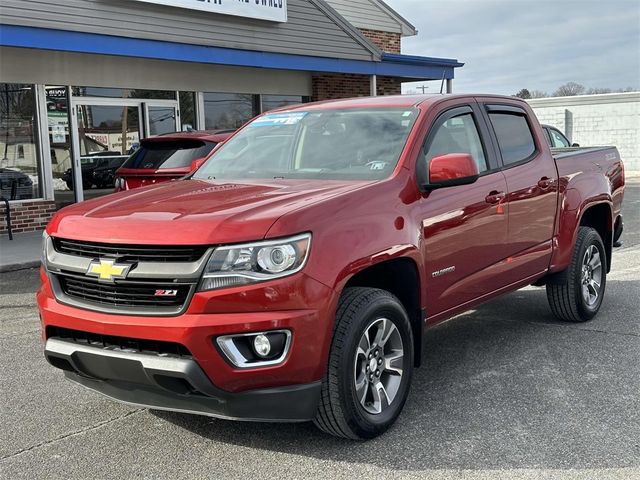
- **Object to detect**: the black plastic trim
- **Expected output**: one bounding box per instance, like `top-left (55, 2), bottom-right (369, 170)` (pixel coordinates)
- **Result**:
top-left (45, 338), bottom-right (321, 422)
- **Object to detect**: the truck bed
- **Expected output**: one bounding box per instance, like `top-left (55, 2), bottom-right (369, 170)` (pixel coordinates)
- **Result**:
top-left (551, 145), bottom-right (625, 261)
top-left (551, 146), bottom-right (618, 160)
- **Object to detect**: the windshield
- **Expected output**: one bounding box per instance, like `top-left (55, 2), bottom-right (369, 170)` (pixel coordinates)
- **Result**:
top-left (122, 140), bottom-right (216, 170)
top-left (193, 108), bottom-right (419, 181)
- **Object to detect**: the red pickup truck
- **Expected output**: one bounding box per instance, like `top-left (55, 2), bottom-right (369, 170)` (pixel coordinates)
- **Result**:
top-left (39, 94), bottom-right (625, 439)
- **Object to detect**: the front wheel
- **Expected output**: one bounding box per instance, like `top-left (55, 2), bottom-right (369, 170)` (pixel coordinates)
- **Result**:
top-left (314, 287), bottom-right (414, 439)
top-left (546, 226), bottom-right (607, 322)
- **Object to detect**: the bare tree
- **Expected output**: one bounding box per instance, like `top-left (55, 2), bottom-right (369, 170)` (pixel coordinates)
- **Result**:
top-left (586, 88), bottom-right (612, 94)
top-left (553, 82), bottom-right (585, 97)
top-left (530, 90), bottom-right (549, 98)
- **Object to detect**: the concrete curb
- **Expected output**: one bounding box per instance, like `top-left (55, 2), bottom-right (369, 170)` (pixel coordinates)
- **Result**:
top-left (0, 261), bottom-right (40, 273)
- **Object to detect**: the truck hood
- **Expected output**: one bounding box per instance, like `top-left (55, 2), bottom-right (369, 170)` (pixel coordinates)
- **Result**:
top-left (48, 179), bottom-right (371, 245)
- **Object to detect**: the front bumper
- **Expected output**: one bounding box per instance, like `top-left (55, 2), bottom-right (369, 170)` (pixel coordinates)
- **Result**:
top-left (45, 338), bottom-right (321, 421)
top-left (38, 268), bottom-right (336, 393)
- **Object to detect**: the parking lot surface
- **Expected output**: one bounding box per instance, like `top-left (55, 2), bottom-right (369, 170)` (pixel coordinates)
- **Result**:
top-left (1, 181), bottom-right (638, 480)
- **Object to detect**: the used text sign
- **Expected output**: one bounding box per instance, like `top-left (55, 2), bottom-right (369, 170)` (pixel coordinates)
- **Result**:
top-left (131, 0), bottom-right (287, 22)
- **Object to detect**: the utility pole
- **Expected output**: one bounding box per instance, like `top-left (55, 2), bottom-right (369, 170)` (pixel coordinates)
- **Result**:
top-left (417, 85), bottom-right (429, 94)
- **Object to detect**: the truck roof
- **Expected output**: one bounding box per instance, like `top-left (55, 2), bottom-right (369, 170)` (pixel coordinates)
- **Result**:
top-left (269, 93), bottom-right (528, 112)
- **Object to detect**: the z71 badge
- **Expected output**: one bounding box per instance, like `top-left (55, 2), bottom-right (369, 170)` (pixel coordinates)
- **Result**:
top-left (154, 289), bottom-right (179, 297)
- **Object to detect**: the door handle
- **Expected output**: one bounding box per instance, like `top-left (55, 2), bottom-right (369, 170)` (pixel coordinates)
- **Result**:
top-left (538, 177), bottom-right (553, 189)
top-left (485, 191), bottom-right (506, 204)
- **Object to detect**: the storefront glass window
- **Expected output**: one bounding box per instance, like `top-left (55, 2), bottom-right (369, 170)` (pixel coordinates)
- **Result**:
top-left (261, 95), bottom-right (306, 113)
top-left (179, 92), bottom-right (197, 131)
top-left (72, 87), bottom-right (176, 100)
top-left (0, 84), bottom-right (41, 200)
top-left (203, 93), bottom-right (257, 130)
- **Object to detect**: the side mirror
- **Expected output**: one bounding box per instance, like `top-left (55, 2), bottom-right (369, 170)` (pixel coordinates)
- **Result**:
top-left (425, 153), bottom-right (479, 190)
top-left (190, 158), bottom-right (206, 171)
top-left (571, 143), bottom-right (580, 147)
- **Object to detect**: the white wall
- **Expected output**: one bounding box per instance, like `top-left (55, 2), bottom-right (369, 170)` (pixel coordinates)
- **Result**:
top-left (528, 92), bottom-right (640, 172)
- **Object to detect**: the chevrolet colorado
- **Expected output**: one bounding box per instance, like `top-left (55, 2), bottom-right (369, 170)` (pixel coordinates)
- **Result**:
top-left (39, 94), bottom-right (625, 439)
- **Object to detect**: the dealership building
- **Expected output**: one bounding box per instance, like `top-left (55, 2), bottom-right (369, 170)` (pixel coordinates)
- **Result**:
top-left (0, 0), bottom-right (463, 234)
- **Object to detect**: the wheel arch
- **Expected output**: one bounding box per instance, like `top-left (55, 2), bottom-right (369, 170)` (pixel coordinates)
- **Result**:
top-left (578, 201), bottom-right (613, 273)
top-left (342, 257), bottom-right (424, 367)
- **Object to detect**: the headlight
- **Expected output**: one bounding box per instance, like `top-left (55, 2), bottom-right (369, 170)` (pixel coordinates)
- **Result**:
top-left (199, 233), bottom-right (311, 291)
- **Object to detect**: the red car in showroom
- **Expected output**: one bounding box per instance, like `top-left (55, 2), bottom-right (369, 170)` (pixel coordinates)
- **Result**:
top-left (39, 94), bottom-right (624, 439)
top-left (114, 130), bottom-right (234, 191)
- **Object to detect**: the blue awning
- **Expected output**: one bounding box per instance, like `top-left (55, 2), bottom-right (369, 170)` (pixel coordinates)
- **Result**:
top-left (0, 25), bottom-right (463, 80)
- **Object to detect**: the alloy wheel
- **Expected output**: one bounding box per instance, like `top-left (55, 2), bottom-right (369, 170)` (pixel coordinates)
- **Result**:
top-left (353, 317), bottom-right (404, 415)
top-left (581, 244), bottom-right (602, 307)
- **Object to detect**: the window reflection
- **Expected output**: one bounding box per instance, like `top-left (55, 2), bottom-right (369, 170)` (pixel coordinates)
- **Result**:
top-left (0, 84), bottom-right (40, 200)
top-left (204, 93), bottom-right (257, 130)
top-left (261, 95), bottom-right (305, 113)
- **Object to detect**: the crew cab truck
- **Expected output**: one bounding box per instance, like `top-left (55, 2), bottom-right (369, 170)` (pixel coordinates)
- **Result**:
top-left (38, 94), bottom-right (625, 440)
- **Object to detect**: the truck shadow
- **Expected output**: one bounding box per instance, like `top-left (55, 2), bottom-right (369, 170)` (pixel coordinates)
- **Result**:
top-left (153, 280), bottom-right (639, 471)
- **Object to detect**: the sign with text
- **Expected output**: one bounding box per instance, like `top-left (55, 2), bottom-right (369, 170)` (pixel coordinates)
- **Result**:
top-left (131, 0), bottom-right (287, 22)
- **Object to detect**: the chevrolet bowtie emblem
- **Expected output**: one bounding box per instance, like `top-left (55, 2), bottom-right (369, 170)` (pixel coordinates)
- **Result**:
top-left (86, 259), bottom-right (132, 282)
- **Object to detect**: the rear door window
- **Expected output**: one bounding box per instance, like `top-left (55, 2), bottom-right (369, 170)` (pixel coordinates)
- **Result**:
top-left (488, 113), bottom-right (536, 165)
top-left (122, 140), bottom-right (216, 170)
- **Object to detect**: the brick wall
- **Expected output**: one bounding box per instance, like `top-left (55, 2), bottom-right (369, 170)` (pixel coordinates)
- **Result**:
top-left (310, 28), bottom-right (403, 102)
top-left (311, 74), bottom-right (401, 101)
top-left (0, 200), bottom-right (56, 235)
top-left (528, 92), bottom-right (640, 172)
top-left (358, 28), bottom-right (401, 54)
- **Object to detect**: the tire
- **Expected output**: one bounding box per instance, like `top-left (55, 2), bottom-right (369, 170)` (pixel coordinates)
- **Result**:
top-left (546, 226), bottom-right (607, 322)
top-left (314, 287), bottom-right (414, 439)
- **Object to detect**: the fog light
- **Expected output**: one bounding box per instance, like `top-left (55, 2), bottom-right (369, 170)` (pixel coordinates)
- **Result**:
top-left (216, 330), bottom-right (291, 368)
top-left (253, 334), bottom-right (271, 358)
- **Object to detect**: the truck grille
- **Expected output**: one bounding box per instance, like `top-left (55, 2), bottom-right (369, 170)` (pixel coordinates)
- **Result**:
top-left (56, 272), bottom-right (192, 310)
top-left (46, 326), bottom-right (192, 358)
top-left (52, 237), bottom-right (208, 263)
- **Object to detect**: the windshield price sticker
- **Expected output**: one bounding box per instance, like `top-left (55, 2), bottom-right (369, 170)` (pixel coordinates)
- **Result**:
top-left (249, 112), bottom-right (308, 127)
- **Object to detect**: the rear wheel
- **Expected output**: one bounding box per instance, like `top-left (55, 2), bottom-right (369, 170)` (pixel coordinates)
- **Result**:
top-left (546, 227), bottom-right (607, 322)
top-left (314, 287), bottom-right (414, 439)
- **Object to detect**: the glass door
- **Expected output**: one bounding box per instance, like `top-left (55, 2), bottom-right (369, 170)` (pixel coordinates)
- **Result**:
top-left (71, 100), bottom-right (142, 202)
top-left (144, 102), bottom-right (180, 136)
top-left (69, 97), bottom-right (179, 203)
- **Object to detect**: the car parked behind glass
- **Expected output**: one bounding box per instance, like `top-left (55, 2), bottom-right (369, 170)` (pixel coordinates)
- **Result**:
top-left (91, 157), bottom-right (128, 189)
top-left (62, 151), bottom-right (128, 191)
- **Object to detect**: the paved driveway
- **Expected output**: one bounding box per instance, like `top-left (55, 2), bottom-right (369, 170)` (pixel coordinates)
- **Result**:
top-left (1, 181), bottom-right (638, 480)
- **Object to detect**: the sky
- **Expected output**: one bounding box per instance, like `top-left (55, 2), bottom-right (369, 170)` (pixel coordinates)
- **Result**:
top-left (384, 0), bottom-right (640, 95)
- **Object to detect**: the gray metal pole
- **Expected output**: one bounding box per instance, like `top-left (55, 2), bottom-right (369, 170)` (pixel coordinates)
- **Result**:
top-left (446, 79), bottom-right (453, 94)
top-left (370, 75), bottom-right (377, 97)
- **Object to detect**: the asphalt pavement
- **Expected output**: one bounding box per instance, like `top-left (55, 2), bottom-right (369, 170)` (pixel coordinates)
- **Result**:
top-left (1, 181), bottom-right (638, 480)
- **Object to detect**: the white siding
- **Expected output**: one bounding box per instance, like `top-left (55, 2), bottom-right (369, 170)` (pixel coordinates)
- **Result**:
top-left (528, 93), bottom-right (640, 172)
